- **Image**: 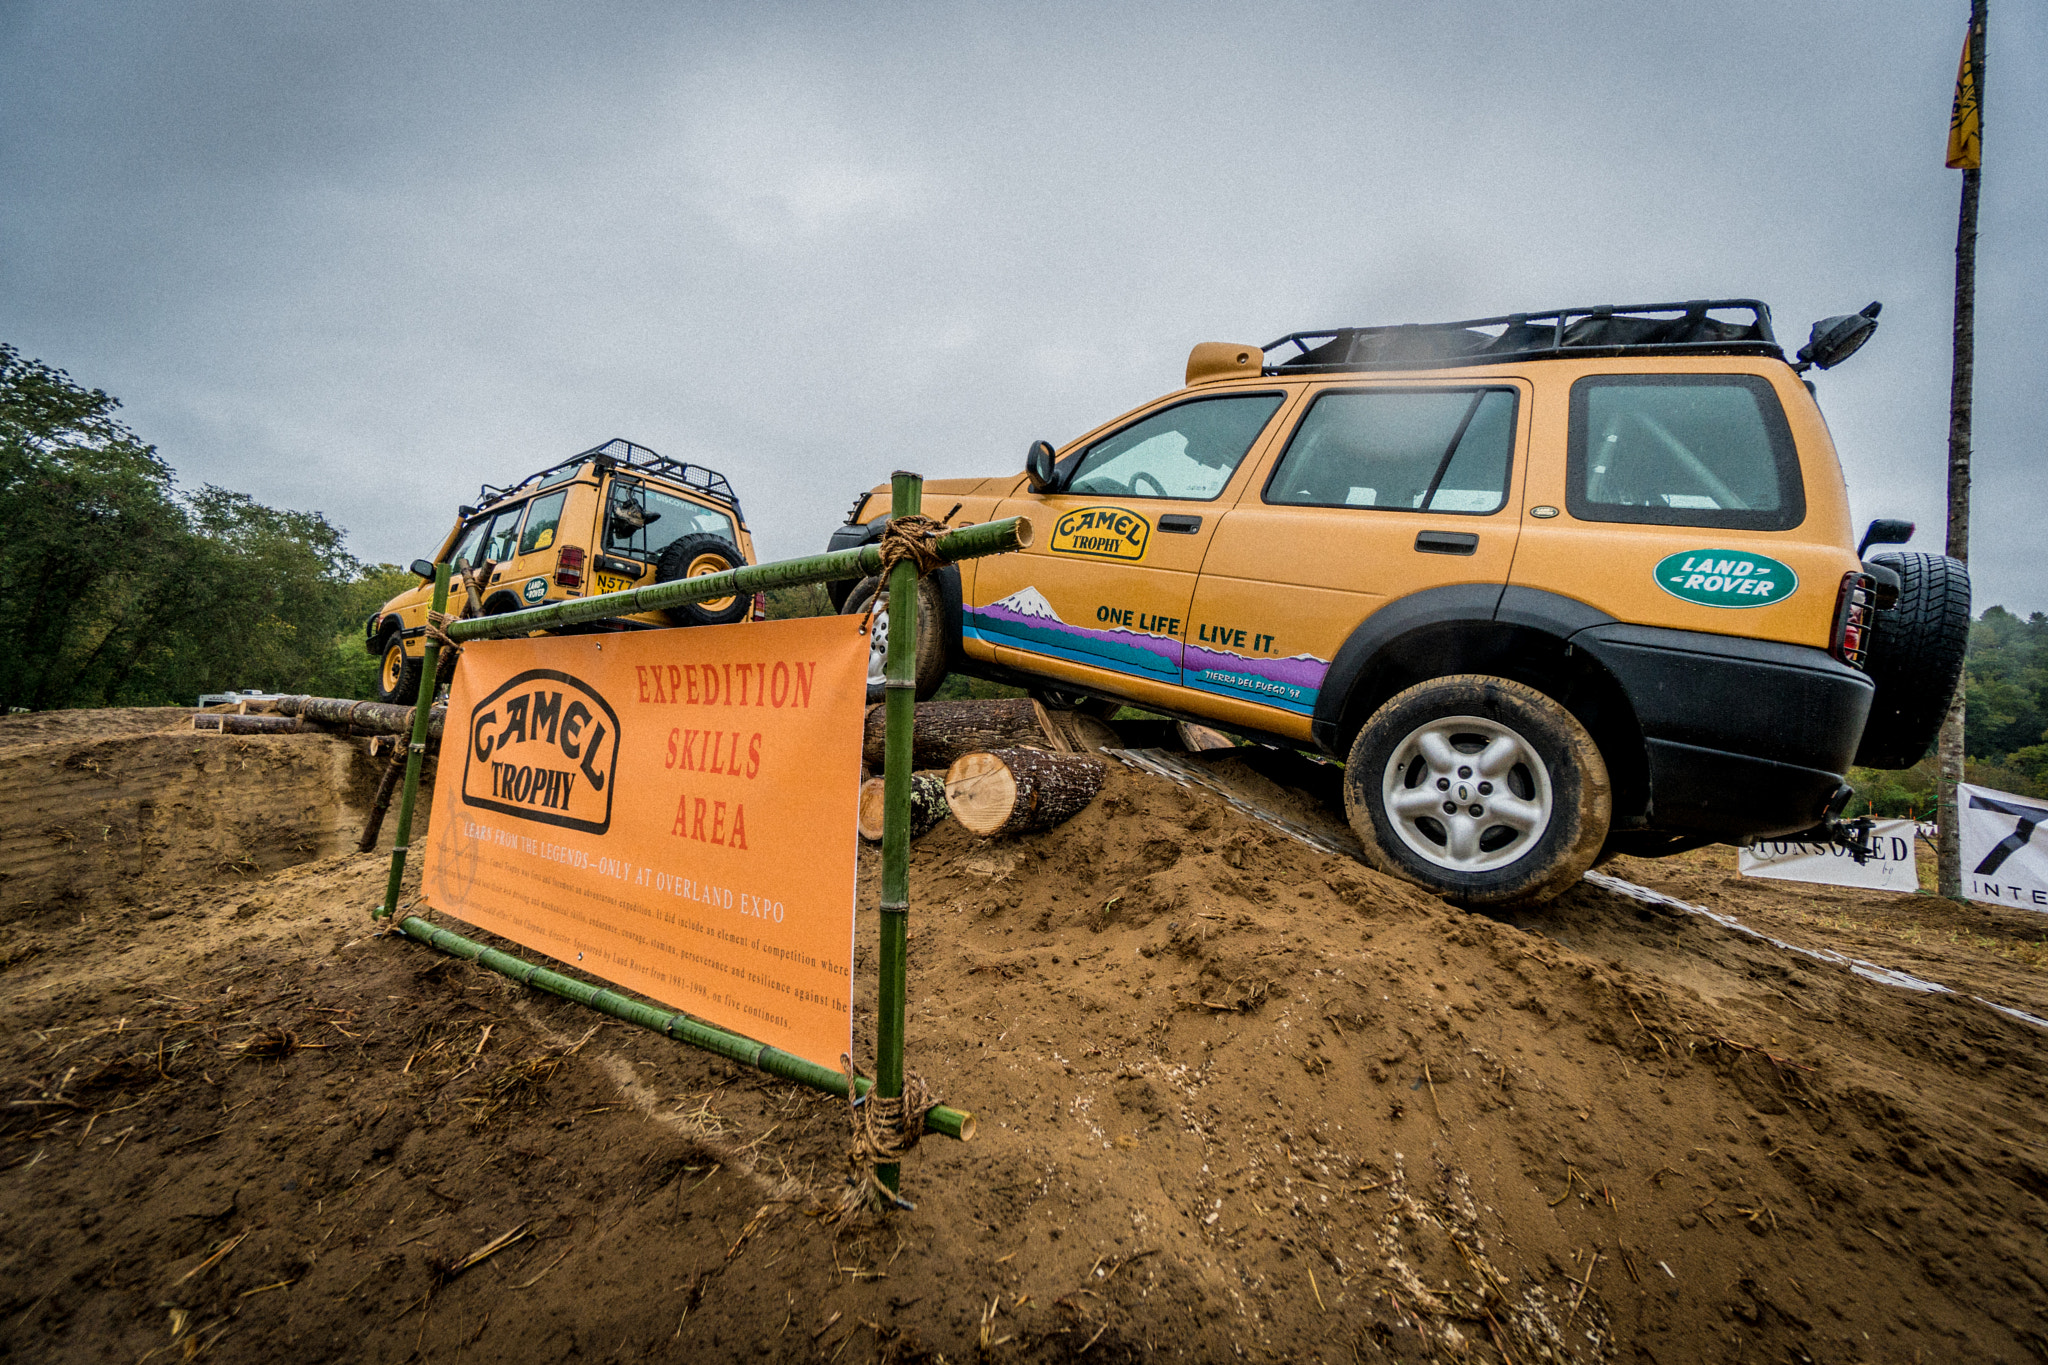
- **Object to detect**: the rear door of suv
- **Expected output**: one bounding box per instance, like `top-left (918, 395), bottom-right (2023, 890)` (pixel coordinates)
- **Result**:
top-left (1506, 361), bottom-right (1856, 647)
top-left (1183, 376), bottom-right (1532, 738)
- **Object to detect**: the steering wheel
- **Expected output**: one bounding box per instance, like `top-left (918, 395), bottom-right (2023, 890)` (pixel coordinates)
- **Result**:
top-left (1130, 472), bottom-right (1166, 498)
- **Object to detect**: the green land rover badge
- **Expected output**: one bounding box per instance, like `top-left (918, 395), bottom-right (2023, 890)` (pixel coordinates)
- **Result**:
top-left (1654, 550), bottom-right (1797, 608)
top-left (523, 576), bottom-right (548, 603)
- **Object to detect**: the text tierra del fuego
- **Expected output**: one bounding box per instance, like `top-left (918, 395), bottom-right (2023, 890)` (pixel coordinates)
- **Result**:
top-left (421, 617), bottom-right (869, 1071)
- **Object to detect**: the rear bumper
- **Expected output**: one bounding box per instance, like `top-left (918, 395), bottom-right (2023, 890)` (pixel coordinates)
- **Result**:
top-left (1573, 623), bottom-right (1873, 840)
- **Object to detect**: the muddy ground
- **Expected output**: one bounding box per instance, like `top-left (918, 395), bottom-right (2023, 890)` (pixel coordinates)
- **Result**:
top-left (2, 707), bottom-right (2045, 1364)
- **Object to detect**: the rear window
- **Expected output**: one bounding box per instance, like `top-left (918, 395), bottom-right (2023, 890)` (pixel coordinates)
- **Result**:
top-left (606, 480), bottom-right (740, 560)
top-left (1568, 375), bottom-right (1803, 530)
top-left (1264, 387), bottom-right (1516, 514)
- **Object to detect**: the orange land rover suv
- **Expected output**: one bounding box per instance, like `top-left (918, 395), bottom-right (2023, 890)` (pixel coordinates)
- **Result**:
top-left (369, 439), bottom-right (759, 703)
top-left (824, 300), bottom-right (1970, 908)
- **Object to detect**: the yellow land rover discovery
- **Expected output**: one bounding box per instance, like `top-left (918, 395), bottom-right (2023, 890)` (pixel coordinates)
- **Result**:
top-left (369, 439), bottom-right (759, 703)
top-left (825, 300), bottom-right (1970, 907)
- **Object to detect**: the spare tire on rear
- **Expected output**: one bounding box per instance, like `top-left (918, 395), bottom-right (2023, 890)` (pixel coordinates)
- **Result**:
top-left (1852, 550), bottom-right (1971, 769)
top-left (654, 534), bottom-right (750, 627)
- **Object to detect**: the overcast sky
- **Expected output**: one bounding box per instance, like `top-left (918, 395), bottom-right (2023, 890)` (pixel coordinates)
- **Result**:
top-left (4, 1), bottom-right (2043, 614)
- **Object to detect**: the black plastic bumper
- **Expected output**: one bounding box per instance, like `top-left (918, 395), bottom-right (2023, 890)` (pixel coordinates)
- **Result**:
top-left (1572, 623), bottom-right (1873, 840)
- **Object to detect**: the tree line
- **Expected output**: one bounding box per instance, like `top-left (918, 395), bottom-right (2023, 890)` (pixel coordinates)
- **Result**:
top-left (0, 343), bottom-right (410, 712)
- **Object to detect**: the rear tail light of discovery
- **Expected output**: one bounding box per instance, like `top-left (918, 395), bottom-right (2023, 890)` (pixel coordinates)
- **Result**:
top-left (1831, 571), bottom-right (1876, 669)
top-left (555, 545), bottom-right (585, 591)
top-left (752, 592), bottom-right (768, 622)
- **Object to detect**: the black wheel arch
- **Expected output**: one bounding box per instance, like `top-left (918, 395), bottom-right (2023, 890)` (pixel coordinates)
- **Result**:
top-left (1312, 585), bottom-right (1651, 828)
top-left (369, 614), bottom-right (406, 654)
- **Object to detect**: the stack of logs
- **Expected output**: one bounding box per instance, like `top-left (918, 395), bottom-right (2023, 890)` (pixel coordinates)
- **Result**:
top-left (856, 697), bottom-right (1110, 843)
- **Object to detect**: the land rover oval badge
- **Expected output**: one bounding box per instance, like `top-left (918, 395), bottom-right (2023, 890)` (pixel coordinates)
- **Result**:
top-left (1654, 550), bottom-right (1797, 608)
top-left (523, 576), bottom-right (548, 603)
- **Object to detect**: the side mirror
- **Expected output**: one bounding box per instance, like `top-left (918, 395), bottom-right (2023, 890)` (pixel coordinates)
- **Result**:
top-left (1857, 517), bottom-right (1914, 558)
top-left (410, 558), bottom-right (437, 580)
top-left (1796, 301), bottom-right (1881, 372)
top-left (1025, 439), bottom-right (1058, 493)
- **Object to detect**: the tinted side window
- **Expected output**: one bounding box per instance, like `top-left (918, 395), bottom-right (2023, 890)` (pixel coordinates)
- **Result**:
top-left (483, 504), bottom-right (527, 562)
top-left (1568, 375), bottom-right (1803, 530)
top-left (449, 518), bottom-right (492, 569)
top-left (1065, 394), bottom-right (1285, 501)
top-left (519, 490), bottom-right (569, 554)
top-left (1265, 388), bottom-right (1516, 514)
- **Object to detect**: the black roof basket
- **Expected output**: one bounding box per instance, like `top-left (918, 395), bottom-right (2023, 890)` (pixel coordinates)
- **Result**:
top-left (475, 438), bottom-right (742, 516)
top-left (1264, 299), bottom-right (1781, 374)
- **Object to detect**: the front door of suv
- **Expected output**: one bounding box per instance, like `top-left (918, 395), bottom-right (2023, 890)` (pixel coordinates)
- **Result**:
top-left (1184, 379), bottom-right (1530, 738)
top-left (973, 390), bottom-right (1296, 712)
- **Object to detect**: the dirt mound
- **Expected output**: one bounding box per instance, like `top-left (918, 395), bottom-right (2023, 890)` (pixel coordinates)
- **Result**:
top-left (3, 713), bottom-right (2046, 1363)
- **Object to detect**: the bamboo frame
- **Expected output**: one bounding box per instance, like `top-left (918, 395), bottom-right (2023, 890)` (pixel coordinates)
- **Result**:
top-left (374, 499), bottom-right (1030, 1161)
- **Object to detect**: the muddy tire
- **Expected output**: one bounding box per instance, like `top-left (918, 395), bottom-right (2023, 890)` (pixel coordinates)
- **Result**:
top-left (841, 575), bottom-right (948, 705)
top-left (374, 630), bottom-right (423, 705)
top-left (1853, 551), bottom-right (1971, 770)
top-left (654, 534), bottom-right (750, 627)
top-left (1344, 675), bottom-right (1610, 908)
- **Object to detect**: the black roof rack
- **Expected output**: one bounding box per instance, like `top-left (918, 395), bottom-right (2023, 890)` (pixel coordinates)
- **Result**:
top-left (1263, 299), bottom-right (1781, 374)
top-left (475, 438), bottom-right (742, 515)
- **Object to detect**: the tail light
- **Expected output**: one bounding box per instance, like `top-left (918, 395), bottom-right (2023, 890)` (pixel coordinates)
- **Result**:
top-left (1831, 571), bottom-right (1876, 669)
top-left (555, 545), bottom-right (585, 591)
top-left (752, 592), bottom-right (768, 622)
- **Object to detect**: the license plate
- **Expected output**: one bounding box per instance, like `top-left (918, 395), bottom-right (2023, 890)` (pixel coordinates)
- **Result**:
top-left (593, 572), bottom-right (638, 596)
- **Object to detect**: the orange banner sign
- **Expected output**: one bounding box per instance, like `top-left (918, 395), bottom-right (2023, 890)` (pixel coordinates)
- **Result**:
top-left (421, 615), bottom-right (869, 1071)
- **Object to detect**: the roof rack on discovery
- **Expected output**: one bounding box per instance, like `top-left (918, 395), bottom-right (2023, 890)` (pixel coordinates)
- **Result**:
top-left (476, 438), bottom-right (740, 510)
top-left (1264, 299), bottom-right (1782, 374)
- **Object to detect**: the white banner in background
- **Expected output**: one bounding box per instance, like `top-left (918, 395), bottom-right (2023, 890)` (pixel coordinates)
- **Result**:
top-left (1959, 781), bottom-right (2048, 913)
top-left (1740, 820), bottom-right (1919, 891)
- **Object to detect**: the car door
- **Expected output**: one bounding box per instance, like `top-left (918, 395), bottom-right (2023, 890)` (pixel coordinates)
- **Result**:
top-left (973, 389), bottom-right (1297, 711)
top-left (1184, 378), bottom-right (1531, 737)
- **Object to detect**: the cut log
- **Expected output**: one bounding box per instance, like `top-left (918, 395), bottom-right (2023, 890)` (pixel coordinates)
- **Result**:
top-left (860, 698), bottom-right (1056, 771)
top-left (275, 695), bottom-right (446, 739)
top-left (857, 771), bottom-right (951, 843)
top-left (1038, 706), bottom-right (1121, 755)
top-left (943, 749), bottom-right (1106, 837)
top-left (194, 713), bottom-right (305, 735)
top-left (1177, 722), bottom-right (1236, 752)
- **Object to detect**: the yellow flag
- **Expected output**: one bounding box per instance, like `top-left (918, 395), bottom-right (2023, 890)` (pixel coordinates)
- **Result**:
top-left (1947, 25), bottom-right (1980, 169)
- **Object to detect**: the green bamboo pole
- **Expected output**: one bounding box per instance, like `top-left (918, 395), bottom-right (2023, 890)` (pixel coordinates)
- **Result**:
top-left (379, 563), bottom-right (451, 919)
top-left (443, 516), bottom-right (1031, 643)
top-left (393, 914), bottom-right (975, 1140)
top-left (875, 471), bottom-right (920, 1193)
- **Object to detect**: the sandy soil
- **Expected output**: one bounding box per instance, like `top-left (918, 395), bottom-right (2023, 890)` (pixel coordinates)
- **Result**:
top-left (2, 708), bottom-right (2045, 1364)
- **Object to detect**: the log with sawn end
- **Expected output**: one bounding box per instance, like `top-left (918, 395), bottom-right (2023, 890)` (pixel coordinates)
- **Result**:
top-left (943, 748), bottom-right (1106, 837)
top-left (857, 772), bottom-right (951, 843)
top-left (860, 697), bottom-right (1059, 771)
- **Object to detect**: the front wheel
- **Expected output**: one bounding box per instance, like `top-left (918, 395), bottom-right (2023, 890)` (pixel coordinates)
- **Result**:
top-left (374, 631), bottom-right (423, 704)
top-left (841, 575), bottom-right (948, 705)
top-left (1343, 675), bottom-right (1610, 908)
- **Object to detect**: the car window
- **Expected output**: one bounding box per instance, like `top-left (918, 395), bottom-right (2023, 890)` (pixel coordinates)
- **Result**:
top-left (519, 490), bottom-right (569, 555)
top-left (1065, 394), bottom-right (1285, 501)
top-left (606, 480), bottom-right (740, 559)
top-left (1567, 375), bottom-right (1804, 530)
top-left (449, 517), bottom-right (492, 570)
top-left (483, 504), bottom-right (527, 562)
top-left (1265, 388), bottom-right (1516, 514)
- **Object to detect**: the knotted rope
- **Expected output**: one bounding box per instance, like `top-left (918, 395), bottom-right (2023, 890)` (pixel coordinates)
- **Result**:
top-left (861, 517), bottom-right (947, 630)
top-left (836, 1052), bottom-right (939, 1215)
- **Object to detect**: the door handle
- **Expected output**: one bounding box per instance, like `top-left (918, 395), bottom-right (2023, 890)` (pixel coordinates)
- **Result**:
top-left (1414, 530), bottom-right (1479, 555)
top-left (1158, 514), bottom-right (1203, 534)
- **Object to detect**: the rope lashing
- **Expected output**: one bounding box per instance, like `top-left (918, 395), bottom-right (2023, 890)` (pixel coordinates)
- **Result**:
top-left (861, 516), bottom-right (948, 632)
top-left (839, 1052), bottom-right (939, 1210)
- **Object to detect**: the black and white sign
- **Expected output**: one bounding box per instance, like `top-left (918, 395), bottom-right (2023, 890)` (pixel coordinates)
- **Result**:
top-left (1740, 820), bottom-right (1918, 891)
top-left (1959, 781), bottom-right (2048, 913)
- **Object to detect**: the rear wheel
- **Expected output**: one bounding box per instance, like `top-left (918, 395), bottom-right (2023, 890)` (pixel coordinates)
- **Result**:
top-left (1344, 675), bottom-right (1610, 908)
top-left (841, 575), bottom-right (948, 705)
top-left (374, 631), bottom-right (423, 704)
top-left (1853, 551), bottom-right (1971, 769)
top-left (655, 534), bottom-right (750, 627)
